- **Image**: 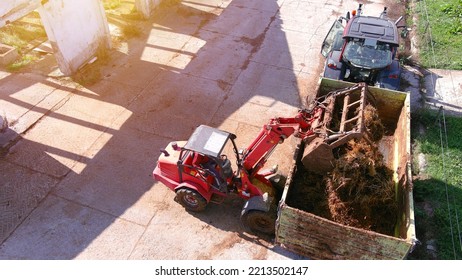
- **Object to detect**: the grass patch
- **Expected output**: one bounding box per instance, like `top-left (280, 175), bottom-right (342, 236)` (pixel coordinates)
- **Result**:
top-left (410, 109), bottom-right (462, 259)
top-left (415, 0), bottom-right (462, 69)
top-left (0, 12), bottom-right (46, 52)
top-left (71, 46), bottom-right (111, 86)
top-left (103, 0), bottom-right (122, 10)
top-left (6, 54), bottom-right (39, 72)
top-left (103, 0), bottom-right (144, 40)
top-left (0, 11), bottom-right (46, 70)
top-left (160, 0), bottom-right (182, 8)
top-left (120, 24), bottom-right (142, 39)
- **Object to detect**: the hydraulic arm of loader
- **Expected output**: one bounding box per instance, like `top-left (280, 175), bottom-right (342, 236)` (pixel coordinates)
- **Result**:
top-left (240, 108), bottom-right (323, 177)
top-left (241, 82), bottom-right (369, 178)
top-left (239, 82), bottom-right (370, 235)
top-left (242, 83), bottom-right (367, 176)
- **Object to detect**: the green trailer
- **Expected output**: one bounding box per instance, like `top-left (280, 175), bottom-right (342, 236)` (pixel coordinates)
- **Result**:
top-left (276, 78), bottom-right (416, 259)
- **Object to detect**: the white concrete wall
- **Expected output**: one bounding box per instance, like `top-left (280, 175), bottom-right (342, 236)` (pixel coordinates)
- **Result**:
top-left (38, 0), bottom-right (111, 75)
top-left (135, 0), bottom-right (162, 19)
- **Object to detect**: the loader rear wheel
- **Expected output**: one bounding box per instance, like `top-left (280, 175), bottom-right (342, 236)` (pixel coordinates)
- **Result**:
top-left (175, 188), bottom-right (207, 212)
top-left (241, 210), bottom-right (276, 236)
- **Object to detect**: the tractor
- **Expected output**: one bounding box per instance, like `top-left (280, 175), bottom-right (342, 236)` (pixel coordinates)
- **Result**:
top-left (321, 4), bottom-right (409, 90)
top-left (153, 83), bottom-right (371, 235)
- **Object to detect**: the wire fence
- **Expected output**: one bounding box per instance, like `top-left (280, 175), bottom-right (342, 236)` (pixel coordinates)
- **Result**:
top-left (434, 108), bottom-right (462, 259)
top-left (413, 0), bottom-right (462, 260)
top-left (416, 0), bottom-right (461, 103)
top-left (416, 0), bottom-right (462, 70)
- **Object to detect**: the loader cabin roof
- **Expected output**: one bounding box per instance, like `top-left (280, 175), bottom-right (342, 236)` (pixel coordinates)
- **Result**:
top-left (345, 16), bottom-right (399, 45)
top-left (183, 125), bottom-right (236, 158)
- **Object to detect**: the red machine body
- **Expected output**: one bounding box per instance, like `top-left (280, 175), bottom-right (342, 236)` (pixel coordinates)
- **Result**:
top-left (153, 83), bottom-right (369, 234)
top-left (153, 109), bottom-right (321, 199)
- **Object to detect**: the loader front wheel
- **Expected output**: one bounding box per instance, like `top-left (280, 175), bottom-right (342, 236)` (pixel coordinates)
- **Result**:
top-left (175, 188), bottom-right (207, 212)
top-left (241, 210), bottom-right (276, 236)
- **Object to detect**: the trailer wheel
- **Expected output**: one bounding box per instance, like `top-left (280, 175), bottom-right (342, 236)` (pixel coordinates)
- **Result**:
top-left (241, 210), bottom-right (276, 235)
top-left (175, 188), bottom-right (207, 212)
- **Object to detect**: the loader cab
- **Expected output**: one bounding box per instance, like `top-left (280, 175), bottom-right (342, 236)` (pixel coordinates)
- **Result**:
top-left (178, 125), bottom-right (238, 192)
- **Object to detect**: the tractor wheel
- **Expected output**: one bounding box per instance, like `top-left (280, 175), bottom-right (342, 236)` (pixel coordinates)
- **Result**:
top-left (175, 188), bottom-right (207, 212)
top-left (241, 210), bottom-right (276, 236)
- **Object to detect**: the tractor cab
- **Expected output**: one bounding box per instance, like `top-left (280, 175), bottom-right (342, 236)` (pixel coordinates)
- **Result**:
top-left (321, 5), bottom-right (406, 90)
top-left (177, 125), bottom-right (238, 193)
top-left (343, 38), bottom-right (393, 69)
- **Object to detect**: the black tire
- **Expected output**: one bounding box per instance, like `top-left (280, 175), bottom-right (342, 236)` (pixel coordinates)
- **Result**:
top-left (175, 188), bottom-right (207, 212)
top-left (241, 210), bottom-right (276, 235)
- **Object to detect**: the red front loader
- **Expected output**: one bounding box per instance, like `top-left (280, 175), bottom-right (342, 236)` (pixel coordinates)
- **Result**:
top-left (153, 83), bottom-right (370, 235)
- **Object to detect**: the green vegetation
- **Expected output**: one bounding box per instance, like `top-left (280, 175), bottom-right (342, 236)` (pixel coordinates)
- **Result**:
top-left (71, 45), bottom-right (111, 86)
top-left (0, 11), bottom-right (46, 70)
top-left (103, 0), bottom-right (144, 40)
top-left (6, 54), bottom-right (39, 72)
top-left (120, 24), bottom-right (142, 39)
top-left (410, 1), bottom-right (462, 259)
top-left (415, 0), bottom-right (462, 69)
top-left (0, 12), bottom-right (46, 51)
top-left (103, 0), bottom-right (122, 10)
top-left (411, 109), bottom-right (462, 259)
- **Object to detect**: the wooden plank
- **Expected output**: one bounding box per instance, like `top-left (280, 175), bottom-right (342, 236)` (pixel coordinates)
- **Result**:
top-left (277, 204), bottom-right (412, 259)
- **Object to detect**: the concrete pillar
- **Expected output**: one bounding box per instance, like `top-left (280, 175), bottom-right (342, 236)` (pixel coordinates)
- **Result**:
top-left (37, 0), bottom-right (111, 75)
top-left (135, 0), bottom-right (162, 19)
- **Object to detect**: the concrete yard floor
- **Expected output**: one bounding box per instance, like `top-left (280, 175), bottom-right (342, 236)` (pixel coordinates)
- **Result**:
top-left (0, 0), bottom-right (334, 259)
top-left (1, 0), bottom-right (460, 260)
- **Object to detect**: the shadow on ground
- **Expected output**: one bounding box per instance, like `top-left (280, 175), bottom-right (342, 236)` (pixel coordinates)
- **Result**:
top-left (0, 0), bottom-right (316, 259)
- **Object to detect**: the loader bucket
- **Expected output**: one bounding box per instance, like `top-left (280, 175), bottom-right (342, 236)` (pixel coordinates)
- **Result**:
top-left (301, 83), bottom-right (369, 173)
top-left (301, 138), bottom-right (335, 174)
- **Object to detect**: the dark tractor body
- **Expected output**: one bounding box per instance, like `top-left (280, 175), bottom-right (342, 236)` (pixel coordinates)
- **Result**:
top-left (321, 5), bottom-right (407, 90)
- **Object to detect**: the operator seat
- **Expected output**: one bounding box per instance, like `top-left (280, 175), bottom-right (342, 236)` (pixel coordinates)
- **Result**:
top-left (192, 153), bottom-right (227, 192)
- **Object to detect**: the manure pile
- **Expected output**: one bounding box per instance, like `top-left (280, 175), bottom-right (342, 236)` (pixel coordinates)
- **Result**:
top-left (287, 104), bottom-right (398, 236)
